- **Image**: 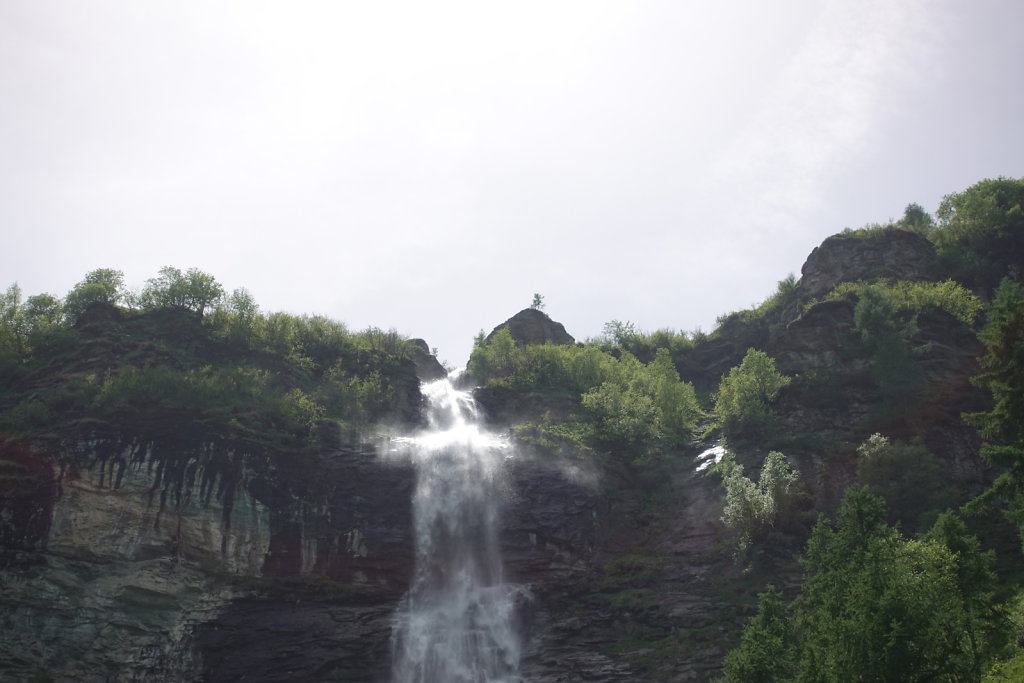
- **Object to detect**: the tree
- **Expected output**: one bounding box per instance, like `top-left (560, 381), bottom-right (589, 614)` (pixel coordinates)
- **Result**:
top-left (0, 283), bottom-right (24, 363)
top-left (721, 586), bottom-right (797, 682)
top-left (137, 266), bottom-right (224, 316)
top-left (965, 277), bottom-right (1024, 544)
top-left (714, 348), bottom-right (790, 436)
top-left (531, 293), bottom-right (545, 311)
top-left (714, 450), bottom-right (800, 552)
top-left (898, 202), bottom-right (934, 233)
top-left (792, 489), bottom-right (1003, 681)
top-left (933, 177), bottom-right (1024, 292)
top-left (968, 278), bottom-right (1024, 466)
top-left (63, 268), bottom-right (125, 322)
top-left (721, 488), bottom-right (1006, 681)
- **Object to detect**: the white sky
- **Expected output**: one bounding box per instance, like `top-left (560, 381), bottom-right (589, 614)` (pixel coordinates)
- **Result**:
top-left (2, 0), bottom-right (1022, 366)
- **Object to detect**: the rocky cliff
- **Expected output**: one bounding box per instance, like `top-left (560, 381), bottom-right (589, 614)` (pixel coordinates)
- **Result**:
top-left (0, 226), bottom-right (1002, 681)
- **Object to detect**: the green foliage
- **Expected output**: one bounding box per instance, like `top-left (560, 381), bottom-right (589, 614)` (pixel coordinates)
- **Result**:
top-left (968, 278), bottom-right (1024, 463)
top-left (531, 293), bottom-right (545, 310)
top-left (135, 266), bottom-right (224, 315)
top-left (713, 451), bottom-right (800, 552)
top-left (595, 319), bottom-right (696, 366)
top-left (855, 433), bottom-right (949, 530)
top-left (932, 177), bottom-right (1024, 292)
top-left (320, 364), bottom-right (394, 428)
top-left (822, 278), bottom-right (981, 412)
top-left (62, 268), bottom-right (125, 322)
top-left (721, 586), bottom-right (797, 682)
top-left (0, 283), bottom-right (25, 366)
top-left (208, 288), bottom-right (260, 344)
top-left (0, 284), bottom-right (75, 374)
top-left (0, 267), bottom-right (419, 448)
top-left (898, 202), bottom-right (936, 233)
top-left (723, 489), bottom-right (1007, 681)
top-left (985, 593), bottom-right (1024, 680)
top-left (468, 329), bottom-right (700, 462)
top-left (965, 277), bottom-right (1024, 547)
top-left (582, 348), bottom-right (701, 460)
top-left (714, 348), bottom-right (790, 437)
top-left (825, 278), bottom-right (982, 326)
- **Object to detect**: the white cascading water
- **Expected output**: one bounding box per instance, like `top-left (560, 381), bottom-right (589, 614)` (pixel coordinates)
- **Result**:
top-left (389, 374), bottom-right (523, 683)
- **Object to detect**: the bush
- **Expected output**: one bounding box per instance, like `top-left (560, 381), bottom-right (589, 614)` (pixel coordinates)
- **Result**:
top-left (468, 331), bottom-right (701, 462)
top-left (63, 269), bottom-right (125, 322)
top-left (826, 278), bottom-right (982, 326)
top-left (713, 450), bottom-right (800, 552)
top-left (135, 266), bottom-right (224, 316)
top-left (722, 489), bottom-right (1008, 681)
top-left (714, 349), bottom-right (790, 437)
top-left (932, 176), bottom-right (1024, 292)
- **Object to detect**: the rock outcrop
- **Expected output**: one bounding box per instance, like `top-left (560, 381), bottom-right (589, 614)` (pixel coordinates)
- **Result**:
top-left (406, 338), bottom-right (447, 382)
top-left (486, 308), bottom-right (576, 346)
top-left (799, 228), bottom-right (937, 301)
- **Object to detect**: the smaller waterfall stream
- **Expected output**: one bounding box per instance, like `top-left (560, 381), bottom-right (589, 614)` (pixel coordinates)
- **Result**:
top-left (390, 375), bottom-right (523, 683)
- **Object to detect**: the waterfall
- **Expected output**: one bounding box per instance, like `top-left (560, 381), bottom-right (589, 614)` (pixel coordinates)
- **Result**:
top-left (390, 374), bottom-right (523, 683)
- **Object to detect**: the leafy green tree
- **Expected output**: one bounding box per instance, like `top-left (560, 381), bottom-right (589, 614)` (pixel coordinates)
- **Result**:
top-left (467, 326), bottom-right (520, 382)
top-left (63, 268), bottom-right (125, 322)
top-left (0, 283), bottom-right (25, 369)
top-left (714, 450), bottom-right (800, 552)
top-left (721, 586), bottom-right (797, 682)
top-left (723, 489), bottom-right (1006, 681)
top-left (468, 328), bottom-right (700, 461)
top-left (581, 369), bottom-right (660, 453)
top-left (137, 266), bottom-right (224, 315)
top-left (531, 293), bottom-right (545, 310)
top-left (965, 277), bottom-right (1024, 544)
top-left (968, 278), bottom-right (1024, 467)
top-left (853, 284), bottom-right (921, 409)
top-left (795, 489), bottom-right (1002, 681)
top-left (22, 294), bottom-right (65, 353)
top-left (209, 288), bottom-right (260, 345)
top-left (714, 348), bottom-right (790, 437)
top-left (897, 202), bottom-right (935, 233)
top-left (933, 177), bottom-right (1024, 292)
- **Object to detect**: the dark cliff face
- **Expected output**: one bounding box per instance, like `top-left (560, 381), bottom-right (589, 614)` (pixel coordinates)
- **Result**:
top-left (0, 415), bottom-right (619, 681)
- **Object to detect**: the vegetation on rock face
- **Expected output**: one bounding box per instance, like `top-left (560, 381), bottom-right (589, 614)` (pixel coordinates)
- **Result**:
top-left (0, 266), bottom-right (422, 477)
top-left (468, 326), bottom-right (700, 463)
top-left (714, 348), bottom-right (790, 440)
top-left (711, 450), bottom-right (803, 555)
top-left (723, 489), bottom-right (1008, 682)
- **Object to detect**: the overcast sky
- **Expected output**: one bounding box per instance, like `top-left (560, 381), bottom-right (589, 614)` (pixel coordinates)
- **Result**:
top-left (2, 1), bottom-right (1022, 366)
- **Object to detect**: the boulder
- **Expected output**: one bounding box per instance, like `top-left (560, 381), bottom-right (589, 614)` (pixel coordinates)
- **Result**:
top-left (799, 228), bottom-right (936, 301)
top-left (406, 338), bottom-right (447, 382)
